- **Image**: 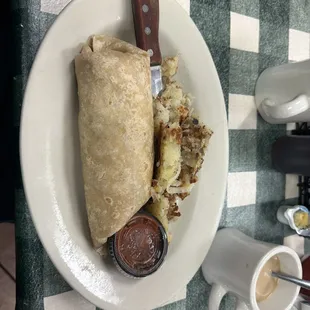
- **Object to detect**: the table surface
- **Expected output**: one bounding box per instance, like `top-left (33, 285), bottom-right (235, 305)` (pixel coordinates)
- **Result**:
top-left (13, 0), bottom-right (310, 309)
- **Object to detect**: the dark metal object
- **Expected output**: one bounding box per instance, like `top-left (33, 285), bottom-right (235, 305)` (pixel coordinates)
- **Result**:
top-left (298, 176), bottom-right (310, 208)
top-left (292, 123), bottom-right (310, 209)
top-left (272, 135), bottom-right (310, 175)
top-left (272, 271), bottom-right (310, 290)
top-left (292, 122), bottom-right (310, 136)
top-left (272, 123), bottom-right (310, 209)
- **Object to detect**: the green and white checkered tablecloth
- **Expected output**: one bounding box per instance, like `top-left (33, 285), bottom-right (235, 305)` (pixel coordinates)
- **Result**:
top-left (13, 0), bottom-right (310, 309)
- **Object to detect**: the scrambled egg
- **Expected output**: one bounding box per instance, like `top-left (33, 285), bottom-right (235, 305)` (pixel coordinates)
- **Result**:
top-left (146, 196), bottom-right (170, 233)
top-left (148, 56), bottom-right (213, 236)
top-left (294, 211), bottom-right (309, 229)
top-left (155, 123), bottom-right (182, 194)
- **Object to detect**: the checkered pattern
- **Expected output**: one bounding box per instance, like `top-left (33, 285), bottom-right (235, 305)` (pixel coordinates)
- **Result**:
top-left (12, 0), bottom-right (310, 309)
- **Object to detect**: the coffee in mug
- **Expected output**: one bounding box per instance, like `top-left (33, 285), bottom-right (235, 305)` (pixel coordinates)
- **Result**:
top-left (256, 255), bottom-right (280, 302)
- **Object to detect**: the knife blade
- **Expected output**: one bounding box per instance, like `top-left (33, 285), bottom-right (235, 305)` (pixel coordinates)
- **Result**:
top-left (132, 0), bottom-right (163, 97)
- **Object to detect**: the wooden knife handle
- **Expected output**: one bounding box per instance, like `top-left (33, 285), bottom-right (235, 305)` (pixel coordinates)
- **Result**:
top-left (132, 0), bottom-right (162, 66)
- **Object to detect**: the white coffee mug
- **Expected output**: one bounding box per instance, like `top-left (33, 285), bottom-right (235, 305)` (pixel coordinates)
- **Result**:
top-left (255, 59), bottom-right (310, 124)
top-left (202, 228), bottom-right (302, 310)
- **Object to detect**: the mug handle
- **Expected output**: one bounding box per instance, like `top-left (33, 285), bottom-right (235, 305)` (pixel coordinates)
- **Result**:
top-left (235, 299), bottom-right (250, 310)
top-left (262, 94), bottom-right (309, 119)
top-left (209, 284), bottom-right (250, 310)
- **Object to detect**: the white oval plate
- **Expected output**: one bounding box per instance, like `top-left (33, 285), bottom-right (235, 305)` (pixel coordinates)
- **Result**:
top-left (20, 0), bottom-right (228, 309)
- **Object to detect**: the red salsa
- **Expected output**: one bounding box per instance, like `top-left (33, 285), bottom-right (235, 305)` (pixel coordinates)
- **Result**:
top-left (109, 212), bottom-right (168, 278)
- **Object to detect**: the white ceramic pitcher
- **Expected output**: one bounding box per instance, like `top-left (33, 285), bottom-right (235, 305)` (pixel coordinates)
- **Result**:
top-left (255, 59), bottom-right (310, 124)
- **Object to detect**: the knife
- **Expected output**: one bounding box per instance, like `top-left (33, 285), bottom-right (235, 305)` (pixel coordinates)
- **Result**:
top-left (132, 0), bottom-right (163, 97)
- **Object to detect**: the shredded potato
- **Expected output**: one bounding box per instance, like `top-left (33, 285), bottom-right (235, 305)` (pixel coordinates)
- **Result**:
top-left (162, 56), bottom-right (179, 78)
top-left (148, 56), bottom-right (213, 239)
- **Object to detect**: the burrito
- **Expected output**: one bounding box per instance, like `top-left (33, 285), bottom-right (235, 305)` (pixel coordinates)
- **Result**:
top-left (75, 35), bottom-right (154, 250)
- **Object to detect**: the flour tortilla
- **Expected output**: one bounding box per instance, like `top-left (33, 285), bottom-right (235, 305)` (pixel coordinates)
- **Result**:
top-left (75, 35), bottom-right (154, 249)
